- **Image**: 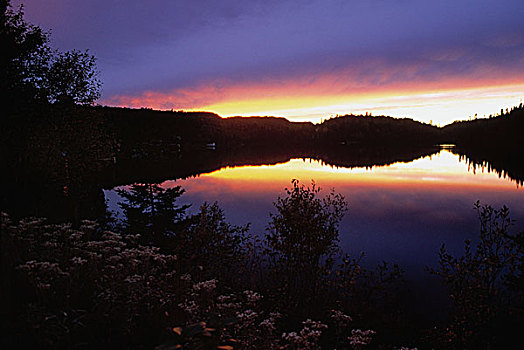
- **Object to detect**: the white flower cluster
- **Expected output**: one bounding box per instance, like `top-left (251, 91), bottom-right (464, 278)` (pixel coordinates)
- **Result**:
top-left (192, 279), bottom-right (217, 293)
top-left (236, 309), bottom-right (258, 327)
top-left (70, 256), bottom-right (87, 265)
top-left (217, 294), bottom-right (231, 303)
top-left (6, 215), bottom-right (180, 329)
top-left (259, 312), bottom-right (282, 335)
top-left (243, 290), bottom-right (263, 304)
top-left (282, 319), bottom-right (328, 349)
top-left (17, 260), bottom-right (69, 291)
top-left (331, 309), bottom-right (353, 325)
top-left (348, 329), bottom-right (376, 348)
top-left (178, 300), bottom-right (199, 317)
top-left (216, 294), bottom-right (243, 311)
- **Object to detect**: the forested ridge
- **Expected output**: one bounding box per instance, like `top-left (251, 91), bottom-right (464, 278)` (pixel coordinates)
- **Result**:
top-left (1, 2), bottom-right (523, 348)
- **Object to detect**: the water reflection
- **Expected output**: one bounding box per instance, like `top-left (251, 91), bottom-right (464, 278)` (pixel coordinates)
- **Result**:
top-left (109, 149), bottom-right (523, 279)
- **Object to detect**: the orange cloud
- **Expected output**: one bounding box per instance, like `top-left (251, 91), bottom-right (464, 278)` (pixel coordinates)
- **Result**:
top-left (102, 63), bottom-right (524, 125)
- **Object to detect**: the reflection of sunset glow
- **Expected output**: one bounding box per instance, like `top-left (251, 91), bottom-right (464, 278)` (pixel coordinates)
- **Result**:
top-left (161, 150), bottom-right (521, 195)
top-left (111, 149), bottom-right (524, 274)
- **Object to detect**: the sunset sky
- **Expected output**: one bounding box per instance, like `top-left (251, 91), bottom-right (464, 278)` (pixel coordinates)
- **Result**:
top-left (16, 0), bottom-right (524, 125)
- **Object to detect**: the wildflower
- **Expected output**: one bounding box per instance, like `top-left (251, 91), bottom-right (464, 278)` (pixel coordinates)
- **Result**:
top-left (71, 256), bottom-right (87, 265)
top-left (348, 329), bottom-right (376, 347)
top-left (178, 300), bottom-right (199, 316)
top-left (124, 274), bottom-right (143, 284)
top-left (180, 273), bottom-right (192, 282)
top-left (236, 309), bottom-right (258, 326)
top-left (217, 294), bottom-right (232, 303)
top-left (282, 331), bottom-right (301, 343)
top-left (259, 318), bottom-right (276, 334)
top-left (282, 319), bottom-right (327, 348)
top-left (243, 290), bottom-right (262, 304)
top-left (331, 309), bottom-right (352, 324)
top-left (192, 279), bottom-right (217, 293)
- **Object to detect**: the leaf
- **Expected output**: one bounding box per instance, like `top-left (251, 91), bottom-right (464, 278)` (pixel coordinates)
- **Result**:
top-left (155, 343), bottom-right (183, 350)
top-left (221, 317), bottom-right (239, 326)
top-left (184, 323), bottom-right (205, 337)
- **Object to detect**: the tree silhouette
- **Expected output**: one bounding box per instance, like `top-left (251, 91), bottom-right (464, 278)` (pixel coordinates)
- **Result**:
top-left (429, 202), bottom-right (523, 349)
top-left (117, 183), bottom-right (190, 245)
top-left (44, 49), bottom-right (101, 105)
top-left (265, 179), bottom-right (348, 311)
top-left (266, 179), bottom-right (347, 269)
top-left (1, 0), bottom-right (101, 112)
top-left (0, 0), bottom-right (50, 109)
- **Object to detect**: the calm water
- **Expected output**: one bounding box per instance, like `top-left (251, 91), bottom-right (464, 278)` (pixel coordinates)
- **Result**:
top-left (108, 149), bottom-right (524, 279)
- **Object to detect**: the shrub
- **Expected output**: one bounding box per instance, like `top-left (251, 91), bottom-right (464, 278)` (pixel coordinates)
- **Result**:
top-left (428, 202), bottom-right (523, 349)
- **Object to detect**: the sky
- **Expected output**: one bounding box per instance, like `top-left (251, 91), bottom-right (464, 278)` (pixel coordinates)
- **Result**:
top-left (15, 0), bottom-right (524, 125)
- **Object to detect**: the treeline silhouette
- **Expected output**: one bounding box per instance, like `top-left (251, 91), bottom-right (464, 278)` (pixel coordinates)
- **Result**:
top-left (0, 105), bottom-right (441, 223)
top-left (3, 0), bottom-right (524, 222)
top-left (102, 107), bottom-right (440, 159)
top-left (442, 103), bottom-right (524, 150)
top-left (3, 102), bottom-right (524, 222)
top-left (76, 103), bottom-right (524, 168)
top-left (442, 103), bottom-right (524, 185)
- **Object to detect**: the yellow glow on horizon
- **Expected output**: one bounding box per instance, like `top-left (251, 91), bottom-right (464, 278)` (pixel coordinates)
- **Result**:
top-left (104, 62), bottom-right (524, 126)
top-left (193, 84), bottom-right (524, 125)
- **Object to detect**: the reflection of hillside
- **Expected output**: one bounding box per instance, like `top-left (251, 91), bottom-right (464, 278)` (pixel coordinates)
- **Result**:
top-left (3, 103), bottom-right (524, 223)
top-left (0, 145), bottom-right (442, 222)
top-left (103, 145), bottom-right (439, 189)
top-left (440, 105), bottom-right (524, 186)
top-left (312, 145), bottom-right (440, 169)
top-left (452, 148), bottom-right (524, 187)
top-left (107, 148), bottom-right (301, 187)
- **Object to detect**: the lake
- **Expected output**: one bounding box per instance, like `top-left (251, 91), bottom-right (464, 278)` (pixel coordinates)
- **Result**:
top-left (107, 148), bottom-right (524, 278)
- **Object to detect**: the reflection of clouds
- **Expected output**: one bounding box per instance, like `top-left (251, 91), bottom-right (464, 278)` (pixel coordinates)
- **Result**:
top-left (108, 150), bottom-right (524, 276)
top-left (202, 155), bottom-right (520, 272)
top-left (183, 151), bottom-right (522, 190)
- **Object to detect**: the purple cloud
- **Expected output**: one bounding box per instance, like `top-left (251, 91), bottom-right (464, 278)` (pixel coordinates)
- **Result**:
top-left (15, 0), bottom-right (524, 103)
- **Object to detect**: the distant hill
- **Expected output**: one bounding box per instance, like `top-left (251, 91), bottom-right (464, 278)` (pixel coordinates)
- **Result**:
top-left (441, 103), bottom-right (524, 151)
top-left (3, 102), bottom-right (524, 175)
top-left (440, 103), bottom-right (524, 185)
top-left (92, 107), bottom-right (445, 158)
top-left (20, 102), bottom-right (524, 163)
top-left (3, 102), bottom-right (524, 220)
top-left (317, 114), bottom-right (441, 147)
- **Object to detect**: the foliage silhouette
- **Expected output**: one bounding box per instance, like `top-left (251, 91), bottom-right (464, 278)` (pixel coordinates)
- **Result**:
top-left (428, 201), bottom-right (523, 349)
top-left (43, 49), bottom-right (101, 105)
top-left (116, 184), bottom-right (251, 285)
top-left (3, 183), bottom-right (522, 349)
top-left (266, 179), bottom-right (347, 270)
top-left (177, 202), bottom-right (252, 285)
top-left (0, 0), bottom-right (101, 114)
top-left (264, 179), bottom-right (348, 314)
top-left (117, 183), bottom-right (190, 245)
top-left (0, 0), bottom-right (50, 111)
